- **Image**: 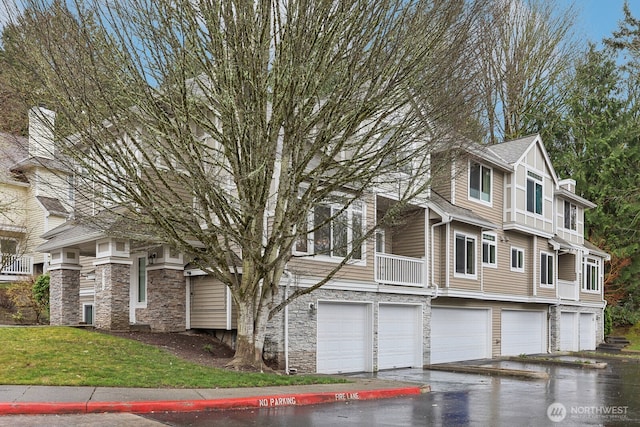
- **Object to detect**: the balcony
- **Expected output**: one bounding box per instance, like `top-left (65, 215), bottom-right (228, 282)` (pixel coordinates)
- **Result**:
top-left (375, 253), bottom-right (424, 287)
top-left (1, 255), bottom-right (34, 276)
top-left (558, 279), bottom-right (578, 301)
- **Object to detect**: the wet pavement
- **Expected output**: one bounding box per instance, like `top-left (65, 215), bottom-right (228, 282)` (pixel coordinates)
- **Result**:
top-left (145, 357), bottom-right (640, 426)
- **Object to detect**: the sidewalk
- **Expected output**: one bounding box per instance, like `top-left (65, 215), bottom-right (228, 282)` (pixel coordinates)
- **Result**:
top-left (0, 378), bottom-right (427, 415)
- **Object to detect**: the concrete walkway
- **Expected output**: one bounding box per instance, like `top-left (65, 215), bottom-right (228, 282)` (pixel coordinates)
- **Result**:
top-left (0, 378), bottom-right (426, 415)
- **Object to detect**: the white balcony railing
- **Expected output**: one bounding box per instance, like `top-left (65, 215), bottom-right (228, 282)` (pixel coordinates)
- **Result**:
top-left (558, 279), bottom-right (578, 301)
top-left (375, 253), bottom-right (424, 287)
top-left (1, 255), bottom-right (34, 276)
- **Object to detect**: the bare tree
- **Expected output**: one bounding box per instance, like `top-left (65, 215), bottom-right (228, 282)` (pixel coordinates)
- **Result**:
top-left (475, 0), bottom-right (579, 144)
top-left (7, 0), bottom-right (487, 369)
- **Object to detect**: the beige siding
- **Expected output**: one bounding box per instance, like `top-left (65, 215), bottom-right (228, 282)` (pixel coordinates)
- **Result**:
top-left (482, 231), bottom-right (532, 296)
top-left (190, 276), bottom-right (229, 329)
top-left (391, 209), bottom-right (425, 258)
top-left (453, 160), bottom-right (505, 226)
top-left (431, 153), bottom-right (452, 199)
top-left (558, 253), bottom-right (576, 282)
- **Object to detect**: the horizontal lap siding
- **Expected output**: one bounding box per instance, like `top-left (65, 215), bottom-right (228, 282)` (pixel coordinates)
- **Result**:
top-left (391, 210), bottom-right (425, 258)
top-left (483, 232), bottom-right (532, 296)
top-left (453, 165), bottom-right (505, 226)
top-left (190, 276), bottom-right (228, 329)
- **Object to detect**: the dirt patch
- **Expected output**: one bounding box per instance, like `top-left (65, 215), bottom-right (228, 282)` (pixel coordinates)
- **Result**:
top-left (100, 330), bottom-right (235, 370)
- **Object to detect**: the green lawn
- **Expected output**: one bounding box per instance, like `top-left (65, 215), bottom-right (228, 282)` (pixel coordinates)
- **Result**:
top-left (0, 326), bottom-right (344, 388)
top-left (617, 323), bottom-right (640, 351)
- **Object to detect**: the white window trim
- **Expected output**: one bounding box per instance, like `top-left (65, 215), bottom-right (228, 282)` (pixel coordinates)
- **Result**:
top-left (526, 170), bottom-right (544, 216)
top-left (133, 255), bottom-right (148, 308)
top-left (582, 257), bottom-right (601, 294)
top-left (482, 232), bottom-right (497, 268)
top-left (510, 246), bottom-right (525, 273)
top-left (563, 200), bottom-right (578, 233)
top-left (293, 201), bottom-right (366, 265)
top-left (454, 231), bottom-right (477, 280)
top-left (468, 161), bottom-right (492, 206)
top-left (540, 251), bottom-right (555, 288)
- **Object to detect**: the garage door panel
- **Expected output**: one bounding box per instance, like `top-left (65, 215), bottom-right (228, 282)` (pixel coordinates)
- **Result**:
top-left (317, 302), bottom-right (371, 374)
top-left (431, 307), bottom-right (491, 364)
top-left (501, 310), bottom-right (546, 356)
top-left (379, 304), bottom-right (422, 369)
top-left (579, 313), bottom-right (596, 350)
top-left (560, 312), bottom-right (578, 351)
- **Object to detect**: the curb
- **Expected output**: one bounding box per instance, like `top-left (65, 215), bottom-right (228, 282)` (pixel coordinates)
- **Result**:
top-left (0, 386), bottom-right (424, 415)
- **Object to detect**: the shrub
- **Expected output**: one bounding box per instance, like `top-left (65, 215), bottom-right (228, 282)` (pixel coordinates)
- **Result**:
top-left (6, 275), bottom-right (50, 325)
top-left (604, 306), bottom-right (613, 337)
top-left (608, 303), bottom-right (640, 328)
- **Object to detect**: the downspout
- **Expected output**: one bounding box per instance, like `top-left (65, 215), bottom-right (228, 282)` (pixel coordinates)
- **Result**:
top-left (430, 216), bottom-right (451, 300)
top-left (283, 269), bottom-right (292, 374)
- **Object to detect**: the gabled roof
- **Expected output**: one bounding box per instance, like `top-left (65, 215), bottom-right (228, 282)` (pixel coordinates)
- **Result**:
top-left (429, 192), bottom-right (497, 230)
top-left (487, 134), bottom-right (539, 164)
top-left (36, 196), bottom-right (69, 217)
top-left (487, 133), bottom-right (559, 188)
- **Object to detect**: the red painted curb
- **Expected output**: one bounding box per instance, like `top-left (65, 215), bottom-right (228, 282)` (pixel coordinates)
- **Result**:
top-left (0, 386), bottom-right (422, 415)
top-left (0, 402), bottom-right (86, 415)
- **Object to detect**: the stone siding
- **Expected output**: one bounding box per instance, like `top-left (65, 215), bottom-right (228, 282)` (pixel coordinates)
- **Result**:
top-left (550, 304), bottom-right (605, 352)
top-left (94, 263), bottom-right (131, 330)
top-left (49, 268), bottom-right (80, 325)
top-left (264, 286), bottom-right (430, 374)
top-left (135, 268), bottom-right (186, 332)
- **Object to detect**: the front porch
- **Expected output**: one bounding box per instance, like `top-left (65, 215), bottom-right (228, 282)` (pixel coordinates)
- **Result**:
top-left (0, 254), bottom-right (34, 282)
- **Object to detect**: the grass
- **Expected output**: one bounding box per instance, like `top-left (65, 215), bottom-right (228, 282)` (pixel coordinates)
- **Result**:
top-left (0, 326), bottom-right (346, 388)
top-left (615, 323), bottom-right (640, 351)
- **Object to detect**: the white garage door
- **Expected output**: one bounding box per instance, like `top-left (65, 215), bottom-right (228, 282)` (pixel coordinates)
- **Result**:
top-left (560, 312), bottom-right (578, 351)
top-left (579, 313), bottom-right (596, 350)
top-left (501, 310), bottom-right (546, 356)
top-left (378, 304), bottom-right (422, 370)
top-left (317, 302), bottom-right (372, 374)
top-left (431, 307), bottom-right (491, 364)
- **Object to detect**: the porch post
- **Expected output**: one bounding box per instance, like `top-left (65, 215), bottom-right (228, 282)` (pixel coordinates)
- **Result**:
top-left (48, 248), bottom-right (81, 325)
top-left (93, 238), bottom-right (132, 330)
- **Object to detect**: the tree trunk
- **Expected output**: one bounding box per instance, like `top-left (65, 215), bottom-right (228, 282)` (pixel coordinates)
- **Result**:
top-left (227, 293), bottom-right (271, 371)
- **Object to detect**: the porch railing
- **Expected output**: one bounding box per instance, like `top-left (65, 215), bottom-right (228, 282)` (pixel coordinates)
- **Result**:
top-left (375, 253), bottom-right (424, 287)
top-left (558, 279), bottom-right (578, 301)
top-left (1, 255), bottom-right (34, 276)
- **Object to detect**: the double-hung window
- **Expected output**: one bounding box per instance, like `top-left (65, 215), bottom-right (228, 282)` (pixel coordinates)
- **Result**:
top-left (455, 232), bottom-right (476, 278)
top-left (540, 252), bottom-right (554, 287)
top-left (583, 257), bottom-right (600, 292)
top-left (526, 171), bottom-right (543, 215)
top-left (511, 247), bottom-right (524, 272)
top-left (469, 161), bottom-right (492, 203)
top-left (564, 201), bottom-right (577, 231)
top-left (482, 233), bottom-right (497, 267)
top-left (296, 201), bottom-right (364, 262)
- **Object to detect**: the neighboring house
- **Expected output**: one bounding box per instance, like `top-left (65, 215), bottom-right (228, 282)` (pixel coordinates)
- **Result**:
top-left (0, 107), bottom-right (71, 284)
top-left (38, 129), bottom-right (608, 374)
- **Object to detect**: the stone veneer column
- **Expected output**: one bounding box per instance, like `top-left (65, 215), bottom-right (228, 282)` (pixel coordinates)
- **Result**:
top-left (135, 268), bottom-right (186, 332)
top-left (93, 262), bottom-right (131, 330)
top-left (49, 267), bottom-right (80, 325)
top-left (48, 247), bottom-right (81, 326)
top-left (548, 305), bottom-right (561, 352)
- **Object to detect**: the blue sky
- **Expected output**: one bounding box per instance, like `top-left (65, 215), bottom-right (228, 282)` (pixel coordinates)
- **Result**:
top-left (567, 0), bottom-right (640, 45)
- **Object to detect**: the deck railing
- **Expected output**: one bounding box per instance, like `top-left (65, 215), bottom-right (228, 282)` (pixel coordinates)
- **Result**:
top-left (558, 279), bottom-right (578, 301)
top-left (375, 253), bottom-right (424, 287)
top-left (0, 255), bottom-right (34, 276)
